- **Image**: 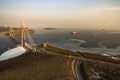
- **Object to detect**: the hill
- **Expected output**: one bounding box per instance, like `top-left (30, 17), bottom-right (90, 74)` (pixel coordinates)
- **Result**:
top-left (39, 44), bottom-right (120, 80)
top-left (0, 52), bottom-right (75, 80)
top-left (0, 44), bottom-right (120, 80)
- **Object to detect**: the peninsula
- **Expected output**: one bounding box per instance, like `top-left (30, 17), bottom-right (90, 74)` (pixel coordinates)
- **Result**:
top-left (0, 44), bottom-right (120, 80)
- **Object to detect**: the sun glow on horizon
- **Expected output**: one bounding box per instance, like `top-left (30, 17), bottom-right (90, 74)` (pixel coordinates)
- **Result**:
top-left (0, 0), bottom-right (120, 30)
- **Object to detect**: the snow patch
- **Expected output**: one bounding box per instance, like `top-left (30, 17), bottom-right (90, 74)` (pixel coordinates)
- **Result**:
top-left (0, 46), bottom-right (26, 61)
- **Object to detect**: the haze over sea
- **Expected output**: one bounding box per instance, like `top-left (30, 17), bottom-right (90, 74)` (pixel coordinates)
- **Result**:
top-left (0, 28), bottom-right (120, 55)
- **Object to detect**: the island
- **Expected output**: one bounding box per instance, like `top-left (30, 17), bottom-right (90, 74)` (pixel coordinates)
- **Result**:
top-left (43, 28), bottom-right (58, 30)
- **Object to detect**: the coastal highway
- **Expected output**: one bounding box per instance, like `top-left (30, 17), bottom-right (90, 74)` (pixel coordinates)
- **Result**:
top-left (75, 60), bottom-right (83, 80)
top-left (42, 50), bottom-right (86, 80)
top-left (38, 46), bottom-right (86, 80)
top-left (75, 59), bottom-right (88, 80)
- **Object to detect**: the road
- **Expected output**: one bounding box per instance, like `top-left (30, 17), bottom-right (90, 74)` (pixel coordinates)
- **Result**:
top-left (75, 60), bottom-right (84, 80)
top-left (75, 59), bottom-right (88, 80)
top-left (43, 50), bottom-right (86, 80)
top-left (36, 47), bottom-right (87, 80)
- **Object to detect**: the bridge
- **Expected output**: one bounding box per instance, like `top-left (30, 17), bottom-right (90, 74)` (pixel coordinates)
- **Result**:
top-left (8, 22), bottom-right (46, 53)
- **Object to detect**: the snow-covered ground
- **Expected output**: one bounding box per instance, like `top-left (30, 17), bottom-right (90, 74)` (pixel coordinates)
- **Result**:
top-left (0, 46), bottom-right (26, 61)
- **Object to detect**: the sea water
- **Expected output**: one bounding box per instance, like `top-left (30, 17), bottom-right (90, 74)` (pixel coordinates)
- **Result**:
top-left (0, 28), bottom-right (120, 55)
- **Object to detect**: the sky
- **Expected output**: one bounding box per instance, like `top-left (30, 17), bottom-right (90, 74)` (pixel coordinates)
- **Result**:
top-left (0, 0), bottom-right (120, 30)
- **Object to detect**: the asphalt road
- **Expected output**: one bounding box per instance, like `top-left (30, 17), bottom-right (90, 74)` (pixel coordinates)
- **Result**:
top-left (75, 60), bottom-right (83, 80)
top-left (38, 48), bottom-right (86, 80)
top-left (75, 59), bottom-right (88, 80)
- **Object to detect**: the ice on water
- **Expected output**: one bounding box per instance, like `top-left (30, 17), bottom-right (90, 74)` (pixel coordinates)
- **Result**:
top-left (0, 46), bottom-right (26, 61)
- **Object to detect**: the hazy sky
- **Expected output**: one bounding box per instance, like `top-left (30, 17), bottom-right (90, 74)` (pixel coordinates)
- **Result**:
top-left (0, 0), bottom-right (120, 30)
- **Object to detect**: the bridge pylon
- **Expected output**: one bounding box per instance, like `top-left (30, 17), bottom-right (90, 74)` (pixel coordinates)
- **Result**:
top-left (20, 22), bottom-right (26, 46)
top-left (8, 23), bottom-right (13, 36)
top-left (19, 22), bottom-right (45, 53)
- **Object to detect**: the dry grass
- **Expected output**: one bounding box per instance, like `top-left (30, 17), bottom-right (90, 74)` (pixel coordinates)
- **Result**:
top-left (39, 44), bottom-right (81, 57)
top-left (39, 44), bottom-right (120, 80)
top-left (79, 52), bottom-right (120, 64)
top-left (83, 59), bottom-right (120, 80)
top-left (0, 52), bottom-right (75, 80)
top-left (0, 44), bottom-right (120, 80)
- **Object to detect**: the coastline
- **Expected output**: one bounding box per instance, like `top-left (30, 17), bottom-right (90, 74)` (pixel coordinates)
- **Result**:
top-left (0, 44), bottom-right (120, 80)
